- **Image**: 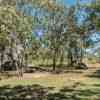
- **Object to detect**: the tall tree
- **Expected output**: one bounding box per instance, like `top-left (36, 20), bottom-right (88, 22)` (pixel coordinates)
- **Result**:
top-left (0, 1), bottom-right (34, 75)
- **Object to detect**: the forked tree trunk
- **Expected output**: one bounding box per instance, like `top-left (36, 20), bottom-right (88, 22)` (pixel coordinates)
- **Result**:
top-left (16, 60), bottom-right (23, 77)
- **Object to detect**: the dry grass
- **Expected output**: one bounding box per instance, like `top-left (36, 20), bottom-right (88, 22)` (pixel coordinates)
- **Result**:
top-left (0, 63), bottom-right (100, 100)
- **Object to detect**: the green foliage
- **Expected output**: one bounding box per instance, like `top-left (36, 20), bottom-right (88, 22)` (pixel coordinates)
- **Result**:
top-left (88, 1), bottom-right (100, 30)
top-left (0, 0), bottom-right (99, 70)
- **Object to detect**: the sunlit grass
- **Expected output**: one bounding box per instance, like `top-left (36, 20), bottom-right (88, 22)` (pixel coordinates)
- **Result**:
top-left (0, 69), bottom-right (100, 99)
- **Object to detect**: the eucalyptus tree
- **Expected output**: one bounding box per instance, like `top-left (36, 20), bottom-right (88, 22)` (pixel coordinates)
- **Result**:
top-left (0, 33), bottom-right (8, 71)
top-left (0, 1), bottom-right (34, 75)
top-left (90, 0), bottom-right (100, 30)
top-left (22, 0), bottom-right (68, 70)
top-left (17, 0), bottom-right (94, 70)
top-left (29, 0), bottom-right (88, 69)
top-left (65, 4), bottom-right (93, 68)
top-left (87, 0), bottom-right (100, 61)
top-left (46, 9), bottom-right (68, 70)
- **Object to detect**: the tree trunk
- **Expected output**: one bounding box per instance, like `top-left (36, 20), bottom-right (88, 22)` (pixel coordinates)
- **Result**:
top-left (52, 50), bottom-right (57, 71)
top-left (0, 53), bottom-right (4, 71)
top-left (68, 48), bottom-right (74, 67)
top-left (59, 49), bottom-right (64, 67)
top-left (25, 53), bottom-right (28, 68)
top-left (16, 60), bottom-right (23, 77)
top-left (68, 47), bottom-right (78, 67)
top-left (0, 46), bottom-right (5, 71)
top-left (53, 55), bottom-right (56, 71)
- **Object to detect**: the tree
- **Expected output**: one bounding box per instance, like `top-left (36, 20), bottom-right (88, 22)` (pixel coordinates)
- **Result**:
top-left (0, 1), bottom-right (34, 75)
top-left (29, 0), bottom-right (89, 70)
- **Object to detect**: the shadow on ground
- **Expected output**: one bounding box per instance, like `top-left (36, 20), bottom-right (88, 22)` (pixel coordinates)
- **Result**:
top-left (25, 64), bottom-right (85, 74)
top-left (87, 69), bottom-right (100, 78)
top-left (0, 82), bottom-right (100, 100)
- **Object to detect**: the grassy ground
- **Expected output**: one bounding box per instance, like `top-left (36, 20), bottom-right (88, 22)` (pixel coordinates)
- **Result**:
top-left (0, 64), bottom-right (100, 100)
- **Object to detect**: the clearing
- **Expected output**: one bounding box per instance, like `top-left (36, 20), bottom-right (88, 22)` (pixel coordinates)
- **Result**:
top-left (0, 63), bottom-right (100, 100)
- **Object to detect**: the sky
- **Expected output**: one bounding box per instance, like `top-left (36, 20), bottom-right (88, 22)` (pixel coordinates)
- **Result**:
top-left (58, 0), bottom-right (95, 6)
top-left (62, 0), bottom-right (77, 6)
top-left (58, 0), bottom-right (100, 56)
top-left (17, 0), bottom-right (100, 56)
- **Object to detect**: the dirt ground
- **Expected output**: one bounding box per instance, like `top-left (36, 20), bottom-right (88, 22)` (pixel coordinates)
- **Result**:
top-left (0, 63), bottom-right (100, 100)
top-left (19, 63), bottom-right (100, 81)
